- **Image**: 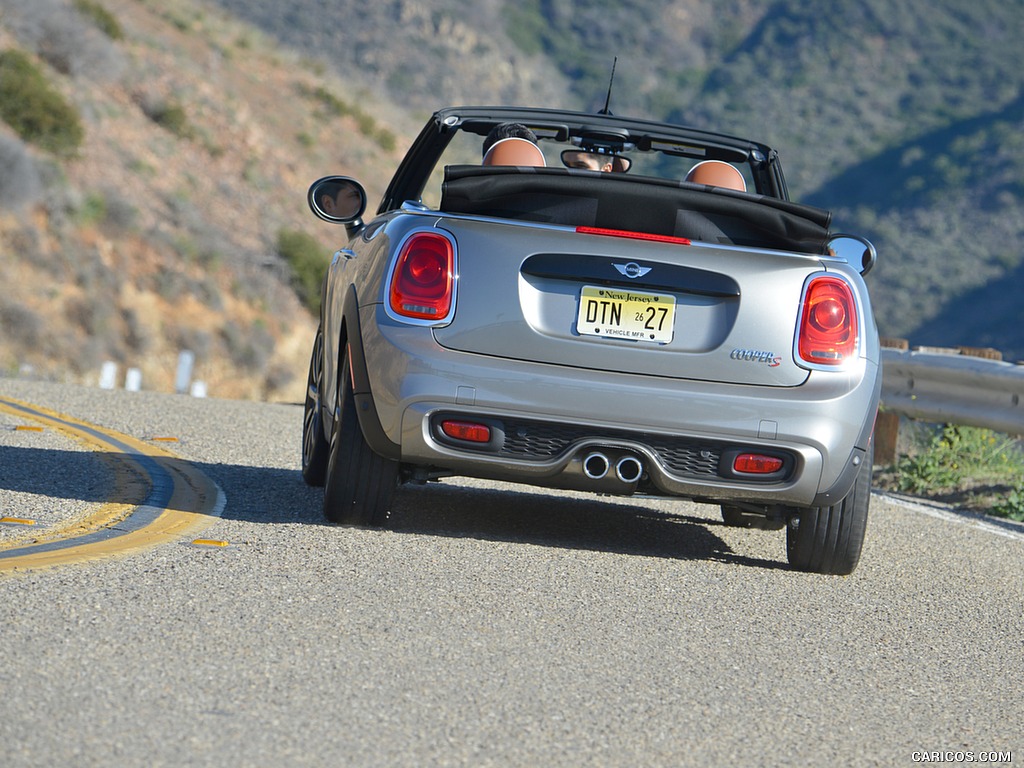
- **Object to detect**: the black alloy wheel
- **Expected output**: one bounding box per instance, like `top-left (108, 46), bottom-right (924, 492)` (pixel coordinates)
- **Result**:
top-left (301, 327), bottom-right (330, 487)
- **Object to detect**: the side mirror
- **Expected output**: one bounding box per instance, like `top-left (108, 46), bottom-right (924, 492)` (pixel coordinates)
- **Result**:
top-left (827, 234), bottom-right (877, 275)
top-left (308, 176), bottom-right (367, 232)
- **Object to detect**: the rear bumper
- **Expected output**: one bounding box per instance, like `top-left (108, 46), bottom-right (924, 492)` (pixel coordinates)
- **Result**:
top-left (358, 305), bottom-right (879, 507)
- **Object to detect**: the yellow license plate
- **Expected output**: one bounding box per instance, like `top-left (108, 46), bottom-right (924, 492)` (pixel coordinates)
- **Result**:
top-left (576, 286), bottom-right (676, 343)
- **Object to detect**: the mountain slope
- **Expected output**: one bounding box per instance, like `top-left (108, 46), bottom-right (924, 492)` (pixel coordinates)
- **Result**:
top-left (0, 0), bottom-right (417, 398)
top-left (673, 0), bottom-right (1024, 353)
top-left (209, 0), bottom-right (1024, 358)
top-left (3, 0), bottom-right (1023, 404)
top-left (197, 0), bottom-right (575, 111)
top-left (807, 92), bottom-right (1024, 343)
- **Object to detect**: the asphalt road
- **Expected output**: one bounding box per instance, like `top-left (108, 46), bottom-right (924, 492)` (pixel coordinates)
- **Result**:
top-left (1, 378), bottom-right (1021, 767)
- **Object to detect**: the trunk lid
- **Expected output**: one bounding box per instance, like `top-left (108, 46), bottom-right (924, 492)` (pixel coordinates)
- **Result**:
top-left (432, 217), bottom-right (820, 387)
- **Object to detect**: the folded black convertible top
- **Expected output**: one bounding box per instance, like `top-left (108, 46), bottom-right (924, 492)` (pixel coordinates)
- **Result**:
top-left (441, 165), bottom-right (832, 255)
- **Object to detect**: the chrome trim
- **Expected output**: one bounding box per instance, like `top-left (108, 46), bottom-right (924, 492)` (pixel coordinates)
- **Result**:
top-left (583, 452), bottom-right (610, 480)
top-left (400, 200), bottom-right (433, 213)
top-left (615, 455), bottom-right (643, 483)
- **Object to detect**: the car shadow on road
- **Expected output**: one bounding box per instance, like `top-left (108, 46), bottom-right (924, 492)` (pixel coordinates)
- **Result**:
top-left (0, 445), bottom-right (324, 525)
top-left (384, 481), bottom-right (788, 571)
top-left (206, 467), bottom-right (788, 570)
top-left (0, 445), bottom-right (120, 505)
top-left (0, 446), bottom-right (785, 570)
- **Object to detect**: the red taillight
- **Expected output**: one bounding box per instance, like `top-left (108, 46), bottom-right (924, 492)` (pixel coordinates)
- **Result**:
top-left (733, 453), bottom-right (784, 474)
top-left (440, 420), bottom-right (491, 443)
top-left (797, 276), bottom-right (858, 366)
top-left (389, 232), bottom-right (455, 320)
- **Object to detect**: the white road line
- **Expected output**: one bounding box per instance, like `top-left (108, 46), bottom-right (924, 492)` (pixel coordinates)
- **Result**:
top-left (875, 491), bottom-right (1024, 542)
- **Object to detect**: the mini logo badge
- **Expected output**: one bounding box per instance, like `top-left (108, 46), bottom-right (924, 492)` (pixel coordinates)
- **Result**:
top-left (613, 262), bottom-right (652, 279)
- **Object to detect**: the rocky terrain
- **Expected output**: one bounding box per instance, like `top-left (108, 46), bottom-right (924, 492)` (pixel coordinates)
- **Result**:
top-left (0, 0), bottom-right (417, 400)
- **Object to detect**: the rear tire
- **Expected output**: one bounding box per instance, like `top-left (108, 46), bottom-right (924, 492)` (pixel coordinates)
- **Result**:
top-left (301, 327), bottom-right (330, 487)
top-left (322, 346), bottom-right (398, 526)
top-left (786, 445), bottom-right (873, 575)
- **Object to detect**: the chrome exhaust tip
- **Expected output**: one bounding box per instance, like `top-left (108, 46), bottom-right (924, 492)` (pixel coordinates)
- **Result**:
top-left (583, 452), bottom-right (610, 480)
top-left (615, 455), bottom-right (643, 484)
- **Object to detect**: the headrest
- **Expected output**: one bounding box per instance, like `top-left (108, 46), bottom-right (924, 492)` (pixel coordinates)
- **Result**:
top-left (482, 137), bottom-right (546, 168)
top-left (684, 160), bottom-right (746, 192)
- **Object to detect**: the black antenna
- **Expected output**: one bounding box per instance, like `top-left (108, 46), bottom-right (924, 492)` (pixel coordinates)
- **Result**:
top-left (599, 57), bottom-right (617, 115)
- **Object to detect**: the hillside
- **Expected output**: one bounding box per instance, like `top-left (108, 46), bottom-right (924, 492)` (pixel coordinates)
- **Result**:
top-left (0, 0), bottom-right (417, 400)
top-left (211, 0), bottom-right (1024, 360)
top-left (2, 0), bottom-right (1023, 407)
top-left (680, 0), bottom-right (1024, 354)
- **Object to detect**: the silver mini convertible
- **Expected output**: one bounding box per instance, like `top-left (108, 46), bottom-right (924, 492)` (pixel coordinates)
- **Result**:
top-left (301, 106), bottom-right (880, 575)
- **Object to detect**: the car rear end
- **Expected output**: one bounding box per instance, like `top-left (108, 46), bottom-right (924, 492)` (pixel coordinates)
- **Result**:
top-left (358, 208), bottom-right (879, 510)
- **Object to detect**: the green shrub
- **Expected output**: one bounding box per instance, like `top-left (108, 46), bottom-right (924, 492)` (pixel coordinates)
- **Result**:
top-left (276, 228), bottom-right (328, 314)
top-left (6, 2), bottom-right (124, 79)
top-left (893, 424), bottom-right (1024, 519)
top-left (991, 482), bottom-right (1024, 522)
top-left (373, 126), bottom-right (397, 152)
top-left (0, 49), bottom-right (84, 155)
top-left (895, 425), bottom-right (1023, 494)
top-left (308, 84), bottom-right (348, 117)
top-left (142, 98), bottom-right (194, 139)
top-left (301, 84), bottom-right (397, 151)
top-left (76, 192), bottom-right (108, 226)
top-left (73, 0), bottom-right (125, 40)
top-left (895, 425), bottom-right (968, 494)
top-left (502, 2), bottom-right (546, 56)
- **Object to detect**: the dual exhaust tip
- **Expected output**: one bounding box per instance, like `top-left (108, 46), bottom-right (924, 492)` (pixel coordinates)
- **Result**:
top-left (583, 451), bottom-right (643, 484)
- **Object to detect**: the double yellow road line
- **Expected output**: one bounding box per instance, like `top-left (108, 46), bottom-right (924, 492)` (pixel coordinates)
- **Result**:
top-left (0, 396), bottom-right (224, 572)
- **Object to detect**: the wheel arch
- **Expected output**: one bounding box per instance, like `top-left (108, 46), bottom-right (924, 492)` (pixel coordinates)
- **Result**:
top-left (329, 285), bottom-right (402, 461)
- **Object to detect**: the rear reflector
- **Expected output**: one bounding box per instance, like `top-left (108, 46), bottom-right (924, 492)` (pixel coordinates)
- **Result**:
top-left (440, 420), bottom-right (491, 443)
top-left (577, 226), bottom-right (691, 246)
top-left (733, 453), bottom-right (784, 475)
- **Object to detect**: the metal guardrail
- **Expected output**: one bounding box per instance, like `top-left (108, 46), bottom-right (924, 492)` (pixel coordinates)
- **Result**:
top-left (880, 346), bottom-right (1024, 435)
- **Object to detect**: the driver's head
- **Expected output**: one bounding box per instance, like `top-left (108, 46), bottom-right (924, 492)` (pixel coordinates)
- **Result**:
top-left (482, 123), bottom-right (538, 158)
top-left (563, 151), bottom-right (613, 172)
top-left (320, 184), bottom-right (362, 218)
